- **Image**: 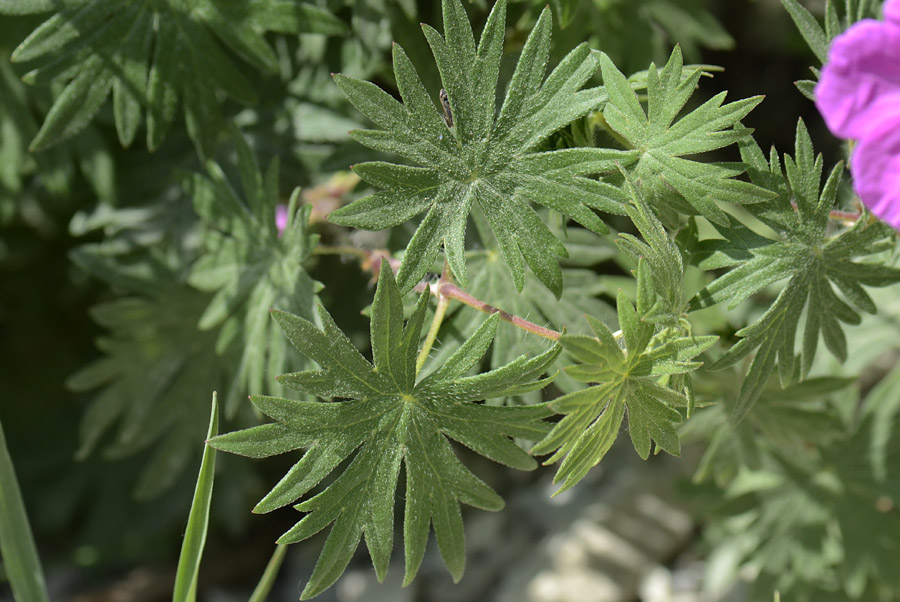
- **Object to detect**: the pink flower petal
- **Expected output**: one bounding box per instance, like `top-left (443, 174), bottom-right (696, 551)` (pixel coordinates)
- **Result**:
top-left (816, 20), bottom-right (900, 139)
top-left (851, 94), bottom-right (900, 231)
top-left (887, 0), bottom-right (900, 26)
top-left (276, 205), bottom-right (289, 237)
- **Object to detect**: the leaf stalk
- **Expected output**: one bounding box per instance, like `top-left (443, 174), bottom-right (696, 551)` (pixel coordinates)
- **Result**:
top-left (314, 244), bottom-right (563, 342)
top-left (438, 282), bottom-right (561, 341)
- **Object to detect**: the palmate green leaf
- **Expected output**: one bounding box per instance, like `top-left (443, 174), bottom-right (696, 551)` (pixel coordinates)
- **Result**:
top-left (697, 374), bottom-right (900, 600)
top-left (209, 263), bottom-right (559, 598)
top-left (682, 372), bottom-right (854, 488)
top-left (533, 291), bottom-right (716, 493)
top-left (532, 180), bottom-right (716, 492)
top-left (329, 0), bottom-right (637, 296)
top-left (187, 134), bottom-right (320, 417)
top-left (7, 0), bottom-right (346, 156)
top-left (690, 120), bottom-right (900, 424)
top-left (599, 46), bottom-right (774, 227)
top-left (67, 249), bottom-right (229, 500)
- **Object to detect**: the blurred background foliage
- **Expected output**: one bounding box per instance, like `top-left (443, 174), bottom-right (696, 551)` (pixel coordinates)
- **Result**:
top-left (1, 0), bottom-right (897, 600)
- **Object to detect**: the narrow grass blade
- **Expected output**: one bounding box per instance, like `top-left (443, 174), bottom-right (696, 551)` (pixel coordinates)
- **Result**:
top-left (0, 418), bottom-right (50, 602)
top-left (173, 393), bottom-right (219, 602)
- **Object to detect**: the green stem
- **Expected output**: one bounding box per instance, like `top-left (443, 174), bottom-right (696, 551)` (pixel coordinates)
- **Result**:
top-left (248, 544), bottom-right (289, 602)
top-left (416, 264), bottom-right (451, 375)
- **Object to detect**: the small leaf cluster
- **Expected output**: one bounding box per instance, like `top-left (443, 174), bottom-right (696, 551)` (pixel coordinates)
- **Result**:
top-left (688, 121), bottom-right (900, 423)
top-left (534, 184), bottom-right (716, 492)
top-left (186, 135), bottom-right (320, 415)
top-left (4, 0), bottom-right (346, 156)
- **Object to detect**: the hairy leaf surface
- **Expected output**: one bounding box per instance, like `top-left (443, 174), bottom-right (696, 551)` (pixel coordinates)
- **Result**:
top-left (330, 0), bottom-right (637, 296)
top-left (210, 264), bottom-right (559, 598)
top-left (599, 46), bottom-right (773, 226)
top-left (534, 184), bottom-right (715, 492)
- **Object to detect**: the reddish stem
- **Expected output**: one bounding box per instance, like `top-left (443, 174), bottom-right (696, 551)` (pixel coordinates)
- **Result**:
top-left (318, 245), bottom-right (563, 341)
top-left (438, 283), bottom-right (561, 341)
top-left (790, 200), bottom-right (861, 222)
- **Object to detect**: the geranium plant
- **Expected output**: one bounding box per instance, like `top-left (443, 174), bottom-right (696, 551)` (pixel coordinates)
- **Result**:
top-left (1, 0), bottom-right (900, 601)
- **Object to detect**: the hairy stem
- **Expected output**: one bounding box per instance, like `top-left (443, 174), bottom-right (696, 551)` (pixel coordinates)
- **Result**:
top-left (829, 209), bottom-right (862, 222)
top-left (315, 245), bottom-right (564, 342)
top-left (438, 283), bottom-right (561, 341)
top-left (790, 201), bottom-right (861, 223)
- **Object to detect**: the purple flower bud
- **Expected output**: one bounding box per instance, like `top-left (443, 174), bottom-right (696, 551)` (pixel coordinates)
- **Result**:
top-left (815, 0), bottom-right (900, 231)
top-left (276, 205), bottom-right (288, 237)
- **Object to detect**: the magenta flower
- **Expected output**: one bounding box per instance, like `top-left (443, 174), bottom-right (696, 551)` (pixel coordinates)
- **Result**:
top-left (276, 204), bottom-right (288, 237)
top-left (852, 95), bottom-right (900, 221)
top-left (815, 0), bottom-right (900, 230)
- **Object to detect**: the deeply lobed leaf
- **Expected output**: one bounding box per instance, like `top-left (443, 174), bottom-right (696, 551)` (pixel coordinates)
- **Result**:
top-left (599, 46), bottom-right (774, 227)
top-left (210, 264), bottom-right (559, 598)
top-left (534, 182), bottom-right (716, 492)
top-left (534, 289), bottom-right (715, 492)
top-left (691, 120), bottom-right (900, 424)
top-left (330, 0), bottom-right (636, 296)
top-left (187, 135), bottom-right (320, 416)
